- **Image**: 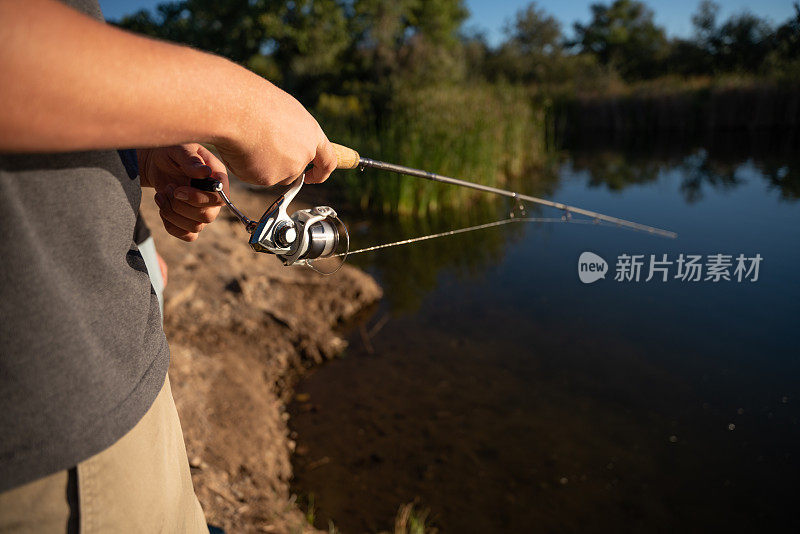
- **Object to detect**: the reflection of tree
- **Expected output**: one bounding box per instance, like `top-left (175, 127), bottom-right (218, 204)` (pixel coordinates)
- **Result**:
top-left (343, 168), bottom-right (560, 314)
top-left (336, 136), bottom-right (800, 313)
top-left (565, 132), bottom-right (800, 203)
top-left (569, 151), bottom-right (661, 190)
top-left (763, 165), bottom-right (800, 200)
top-left (351, 204), bottom-right (521, 314)
top-left (678, 149), bottom-right (741, 203)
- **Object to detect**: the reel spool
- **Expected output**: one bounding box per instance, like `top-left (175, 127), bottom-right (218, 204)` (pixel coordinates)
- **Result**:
top-left (191, 174), bottom-right (349, 275)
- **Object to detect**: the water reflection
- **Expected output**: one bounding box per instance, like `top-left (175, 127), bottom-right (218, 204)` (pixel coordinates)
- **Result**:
top-left (566, 133), bottom-right (800, 203)
top-left (339, 135), bottom-right (800, 313)
top-left (677, 149), bottom-right (743, 203)
top-left (570, 150), bottom-right (662, 191)
top-left (290, 135), bottom-right (800, 532)
top-left (764, 165), bottom-right (800, 200)
top-left (338, 167), bottom-right (561, 313)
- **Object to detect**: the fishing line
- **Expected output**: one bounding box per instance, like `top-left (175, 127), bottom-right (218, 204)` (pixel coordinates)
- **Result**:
top-left (338, 215), bottom-right (610, 257)
top-left (191, 144), bottom-right (677, 276)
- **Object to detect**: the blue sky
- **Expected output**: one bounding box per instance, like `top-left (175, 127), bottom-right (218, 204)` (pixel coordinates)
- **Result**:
top-left (466, 1), bottom-right (795, 43)
top-left (99, 0), bottom-right (797, 45)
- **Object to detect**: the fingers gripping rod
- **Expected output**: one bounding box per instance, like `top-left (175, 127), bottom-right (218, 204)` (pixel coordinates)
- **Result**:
top-left (331, 144), bottom-right (677, 239)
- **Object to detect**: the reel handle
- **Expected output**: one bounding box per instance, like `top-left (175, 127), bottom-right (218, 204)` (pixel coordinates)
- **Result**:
top-left (332, 143), bottom-right (360, 169)
top-left (190, 177), bottom-right (223, 192)
top-left (190, 177), bottom-right (256, 232)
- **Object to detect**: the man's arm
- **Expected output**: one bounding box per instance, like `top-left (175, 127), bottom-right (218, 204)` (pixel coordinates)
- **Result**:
top-left (0, 0), bottom-right (336, 185)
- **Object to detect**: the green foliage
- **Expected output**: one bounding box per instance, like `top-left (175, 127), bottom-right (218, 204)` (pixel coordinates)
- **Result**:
top-left (301, 492), bottom-right (315, 526)
top-left (260, 0), bottom-right (352, 100)
top-left (390, 503), bottom-right (436, 534)
top-left (714, 12), bottom-right (774, 72)
top-left (115, 0), bottom-right (799, 218)
top-left (478, 0), bottom-right (800, 84)
top-left (667, 1), bottom-right (800, 78)
top-left (115, 0), bottom-right (268, 64)
top-left (315, 84), bottom-right (545, 215)
top-left (691, 0), bottom-right (719, 50)
top-left (346, 0), bottom-right (470, 111)
top-left (485, 3), bottom-right (564, 84)
top-left (507, 3), bottom-right (562, 55)
top-left (774, 3), bottom-right (800, 61)
top-left (117, 0), bottom-right (470, 107)
top-left (115, 0), bottom-right (800, 100)
top-left (573, 0), bottom-right (669, 79)
top-left (763, 3), bottom-right (800, 84)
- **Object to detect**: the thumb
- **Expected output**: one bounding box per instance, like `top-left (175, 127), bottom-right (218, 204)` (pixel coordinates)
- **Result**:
top-left (306, 138), bottom-right (337, 184)
top-left (196, 145), bottom-right (229, 186)
top-left (169, 144), bottom-right (214, 179)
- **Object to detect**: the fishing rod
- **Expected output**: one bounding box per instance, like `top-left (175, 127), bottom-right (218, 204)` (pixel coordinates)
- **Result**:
top-left (191, 143), bottom-right (677, 274)
top-left (331, 144), bottom-right (677, 239)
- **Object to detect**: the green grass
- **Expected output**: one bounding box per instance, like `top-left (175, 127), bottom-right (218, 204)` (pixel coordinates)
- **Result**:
top-left (315, 84), bottom-right (548, 215)
top-left (301, 495), bottom-right (436, 534)
top-left (387, 503), bottom-right (437, 534)
top-left (304, 492), bottom-right (315, 525)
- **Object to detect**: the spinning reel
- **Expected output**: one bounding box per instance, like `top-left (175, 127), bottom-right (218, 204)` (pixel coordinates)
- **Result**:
top-left (186, 143), bottom-right (674, 277)
top-left (191, 175), bottom-right (349, 274)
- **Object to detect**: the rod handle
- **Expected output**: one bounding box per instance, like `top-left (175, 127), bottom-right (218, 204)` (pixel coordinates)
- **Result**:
top-left (332, 143), bottom-right (360, 169)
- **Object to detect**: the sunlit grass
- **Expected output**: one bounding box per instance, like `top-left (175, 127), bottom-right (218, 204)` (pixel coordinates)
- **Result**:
top-left (381, 502), bottom-right (437, 534)
top-left (315, 84), bottom-right (547, 215)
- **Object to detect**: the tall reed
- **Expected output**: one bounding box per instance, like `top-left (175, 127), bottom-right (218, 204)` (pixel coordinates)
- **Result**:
top-left (315, 84), bottom-right (547, 215)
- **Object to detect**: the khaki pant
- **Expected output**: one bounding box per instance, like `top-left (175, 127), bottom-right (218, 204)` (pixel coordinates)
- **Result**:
top-left (0, 377), bottom-right (207, 533)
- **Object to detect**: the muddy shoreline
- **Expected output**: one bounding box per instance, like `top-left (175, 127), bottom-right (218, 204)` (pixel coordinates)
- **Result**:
top-left (140, 182), bottom-right (382, 533)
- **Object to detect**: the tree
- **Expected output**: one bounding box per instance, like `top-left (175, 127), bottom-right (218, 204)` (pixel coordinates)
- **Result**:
top-left (691, 0), bottom-right (719, 50)
top-left (661, 1), bottom-right (718, 76)
top-left (116, 0), bottom-right (269, 65)
top-left (460, 28), bottom-right (491, 80)
top-left (117, 0), bottom-right (470, 112)
top-left (774, 2), bottom-right (800, 61)
top-left (506, 3), bottom-right (562, 57)
top-left (685, 1), bottom-right (778, 74)
top-left (347, 0), bottom-right (469, 112)
top-left (487, 3), bottom-right (563, 83)
top-left (715, 11), bottom-right (774, 72)
top-left (260, 0), bottom-right (352, 100)
top-left (349, 0), bottom-right (468, 82)
top-left (118, 0), bottom-right (351, 100)
top-left (573, 0), bottom-right (668, 79)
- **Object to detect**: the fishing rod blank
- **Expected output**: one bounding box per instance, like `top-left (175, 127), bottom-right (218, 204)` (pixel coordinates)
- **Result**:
top-left (332, 144), bottom-right (677, 239)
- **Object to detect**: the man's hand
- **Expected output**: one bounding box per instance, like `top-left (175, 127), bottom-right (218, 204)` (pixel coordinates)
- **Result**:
top-left (213, 80), bottom-right (338, 187)
top-left (139, 144), bottom-right (229, 242)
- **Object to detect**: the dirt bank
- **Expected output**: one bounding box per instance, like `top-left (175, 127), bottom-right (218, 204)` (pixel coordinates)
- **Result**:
top-left (140, 181), bottom-right (382, 533)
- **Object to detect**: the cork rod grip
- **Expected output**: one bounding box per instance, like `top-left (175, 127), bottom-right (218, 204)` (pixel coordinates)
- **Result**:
top-left (332, 143), bottom-right (361, 169)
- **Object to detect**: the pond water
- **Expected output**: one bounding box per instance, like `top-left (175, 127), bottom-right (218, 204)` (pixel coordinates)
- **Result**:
top-left (289, 133), bottom-right (800, 533)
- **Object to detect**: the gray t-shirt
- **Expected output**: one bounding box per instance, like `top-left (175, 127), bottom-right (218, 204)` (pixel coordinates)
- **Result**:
top-left (0, 1), bottom-right (169, 491)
